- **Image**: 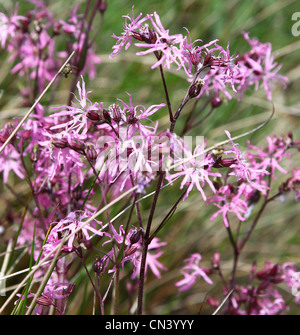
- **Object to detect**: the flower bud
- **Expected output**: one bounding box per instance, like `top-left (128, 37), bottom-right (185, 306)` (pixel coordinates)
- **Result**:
top-left (98, 1), bottom-right (107, 13)
top-left (188, 79), bottom-right (204, 98)
top-left (86, 145), bottom-right (98, 164)
top-left (211, 96), bottom-right (222, 108)
top-left (93, 256), bottom-right (105, 275)
top-left (220, 158), bottom-right (237, 167)
top-left (68, 139), bottom-right (85, 154)
top-left (52, 137), bottom-right (68, 149)
top-left (102, 108), bottom-right (111, 123)
top-left (212, 252), bottom-right (220, 269)
top-left (108, 103), bottom-right (122, 123)
top-left (64, 283), bottom-right (76, 296)
top-left (86, 110), bottom-right (101, 121)
top-left (130, 228), bottom-right (143, 245)
top-left (36, 294), bottom-right (53, 307)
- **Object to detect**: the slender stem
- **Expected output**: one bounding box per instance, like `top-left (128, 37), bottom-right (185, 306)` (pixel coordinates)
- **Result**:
top-left (130, 173), bottom-right (143, 228)
top-left (18, 147), bottom-right (46, 230)
top-left (149, 187), bottom-right (187, 243)
top-left (238, 200), bottom-right (268, 252)
top-left (137, 172), bottom-right (164, 315)
top-left (170, 95), bottom-right (190, 133)
top-left (188, 105), bottom-right (215, 130)
top-left (113, 265), bottom-right (120, 315)
top-left (158, 64), bottom-right (173, 122)
top-left (76, 249), bottom-right (104, 311)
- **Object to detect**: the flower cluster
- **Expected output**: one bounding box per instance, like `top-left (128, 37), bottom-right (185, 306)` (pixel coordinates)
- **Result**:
top-left (0, 1), bottom-right (102, 101)
top-left (0, 3), bottom-right (297, 316)
top-left (110, 7), bottom-right (288, 102)
top-left (211, 261), bottom-right (299, 315)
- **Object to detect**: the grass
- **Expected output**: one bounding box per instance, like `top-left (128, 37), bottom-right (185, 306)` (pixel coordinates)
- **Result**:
top-left (0, 0), bottom-right (300, 315)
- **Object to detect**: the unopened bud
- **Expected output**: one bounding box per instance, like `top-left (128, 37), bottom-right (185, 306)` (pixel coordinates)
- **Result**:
top-left (86, 145), bottom-right (98, 163)
top-left (109, 103), bottom-right (122, 123)
top-left (68, 139), bottom-right (85, 154)
top-left (188, 79), bottom-right (204, 98)
top-left (64, 283), bottom-right (76, 296)
top-left (102, 108), bottom-right (111, 123)
top-left (212, 252), bottom-right (220, 269)
top-left (211, 96), bottom-right (222, 108)
top-left (52, 137), bottom-right (68, 149)
top-left (93, 256), bottom-right (105, 274)
top-left (220, 158), bottom-right (237, 167)
top-left (87, 110), bottom-right (101, 121)
top-left (98, 1), bottom-right (107, 14)
top-left (130, 229), bottom-right (143, 245)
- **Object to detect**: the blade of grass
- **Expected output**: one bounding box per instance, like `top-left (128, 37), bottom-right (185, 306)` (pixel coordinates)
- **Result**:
top-left (7, 193), bottom-right (32, 269)
top-left (11, 223), bottom-right (54, 315)
top-left (19, 223), bottom-right (36, 315)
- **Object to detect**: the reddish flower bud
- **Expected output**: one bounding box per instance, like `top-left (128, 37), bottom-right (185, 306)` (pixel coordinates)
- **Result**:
top-left (86, 111), bottom-right (101, 121)
top-left (64, 283), bottom-right (76, 296)
top-left (130, 228), bottom-right (143, 245)
top-left (124, 246), bottom-right (137, 257)
top-left (220, 158), bottom-right (237, 167)
top-left (86, 145), bottom-right (98, 163)
top-left (188, 79), bottom-right (204, 98)
top-left (109, 103), bottom-right (122, 123)
top-left (102, 108), bottom-right (111, 122)
top-left (36, 294), bottom-right (53, 307)
top-left (98, 1), bottom-right (107, 14)
top-left (68, 139), bottom-right (85, 154)
top-left (211, 96), bottom-right (222, 108)
top-left (52, 137), bottom-right (68, 149)
top-left (93, 256), bottom-right (105, 274)
top-left (212, 252), bottom-right (220, 269)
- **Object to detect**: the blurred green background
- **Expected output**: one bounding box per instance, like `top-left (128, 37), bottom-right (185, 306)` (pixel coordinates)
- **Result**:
top-left (0, 0), bottom-right (300, 314)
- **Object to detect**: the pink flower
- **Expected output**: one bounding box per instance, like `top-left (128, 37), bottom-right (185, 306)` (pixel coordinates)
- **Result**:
top-left (246, 134), bottom-right (291, 179)
top-left (236, 32), bottom-right (288, 100)
top-left (208, 185), bottom-right (249, 227)
top-left (109, 6), bottom-right (150, 58)
top-left (131, 237), bottom-right (168, 279)
top-left (0, 5), bottom-right (25, 48)
top-left (43, 210), bottom-right (103, 254)
top-left (224, 130), bottom-right (268, 193)
top-left (117, 92), bottom-right (165, 136)
top-left (0, 144), bottom-right (25, 184)
top-left (175, 253), bottom-right (213, 292)
top-left (135, 12), bottom-right (186, 71)
top-left (168, 138), bottom-right (220, 201)
top-left (50, 76), bottom-right (102, 135)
